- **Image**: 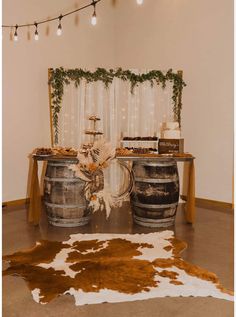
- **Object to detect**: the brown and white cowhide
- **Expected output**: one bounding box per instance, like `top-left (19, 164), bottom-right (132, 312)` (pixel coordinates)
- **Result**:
top-left (3, 231), bottom-right (233, 305)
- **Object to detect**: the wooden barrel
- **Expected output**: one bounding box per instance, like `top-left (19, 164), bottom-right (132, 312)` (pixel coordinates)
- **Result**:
top-left (43, 159), bottom-right (90, 227)
top-left (130, 159), bottom-right (179, 227)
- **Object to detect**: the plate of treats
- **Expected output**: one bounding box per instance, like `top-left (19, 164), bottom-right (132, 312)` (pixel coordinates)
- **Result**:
top-left (33, 148), bottom-right (54, 156)
top-left (52, 147), bottom-right (78, 157)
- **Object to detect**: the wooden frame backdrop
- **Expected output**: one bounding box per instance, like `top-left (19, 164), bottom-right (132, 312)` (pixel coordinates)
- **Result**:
top-left (48, 68), bottom-right (183, 148)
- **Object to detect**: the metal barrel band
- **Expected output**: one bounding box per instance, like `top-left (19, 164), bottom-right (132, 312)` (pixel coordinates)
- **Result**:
top-left (134, 176), bottom-right (179, 183)
top-left (47, 216), bottom-right (90, 228)
top-left (131, 201), bottom-right (178, 209)
top-left (133, 215), bottom-right (175, 228)
top-left (44, 201), bottom-right (86, 209)
top-left (47, 162), bottom-right (78, 166)
top-left (134, 161), bottom-right (176, 167)
top-left (44, 176), bottom-right (84, 183)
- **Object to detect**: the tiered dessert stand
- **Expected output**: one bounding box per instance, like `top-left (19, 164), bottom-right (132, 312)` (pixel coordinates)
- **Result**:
top-left (85, 115), bottom-right (103, 145)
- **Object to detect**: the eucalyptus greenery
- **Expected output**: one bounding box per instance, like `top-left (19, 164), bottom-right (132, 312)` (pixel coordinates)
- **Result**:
top-left (49, 67), bottom-right (186, 144)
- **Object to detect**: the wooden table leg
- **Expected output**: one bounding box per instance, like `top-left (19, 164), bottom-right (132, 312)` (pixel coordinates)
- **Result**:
top-left (184, 160), bottom-right (196, 224)
top-left (28, 158), bottom-right (42, 225)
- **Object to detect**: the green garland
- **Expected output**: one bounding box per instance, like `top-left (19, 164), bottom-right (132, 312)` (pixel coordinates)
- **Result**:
top-left (49, 67), bottom-right (186, 144)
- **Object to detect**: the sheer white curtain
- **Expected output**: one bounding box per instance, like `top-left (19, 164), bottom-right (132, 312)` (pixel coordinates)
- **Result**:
top-left (57, 70), bottom-right (174, 148)
top-left (57, 70), bottom-right (174, 197)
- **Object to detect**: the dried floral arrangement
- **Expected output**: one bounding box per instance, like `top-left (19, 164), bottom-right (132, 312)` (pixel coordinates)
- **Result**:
top-left (69, 139), bottom-right (131, 218)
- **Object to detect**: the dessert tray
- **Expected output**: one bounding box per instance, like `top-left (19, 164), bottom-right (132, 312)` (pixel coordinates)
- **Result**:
top-left (33, 147), bottom-right (78, 157)
top-left (115, 148), bottom-right (194, 160)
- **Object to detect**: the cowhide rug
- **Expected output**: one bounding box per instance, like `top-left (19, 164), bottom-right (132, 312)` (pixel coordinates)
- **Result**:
top-left (3, 231), bottom-right (233, 305)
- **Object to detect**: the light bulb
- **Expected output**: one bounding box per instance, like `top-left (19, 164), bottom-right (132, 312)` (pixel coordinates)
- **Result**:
top-left (57, 15), bottom-right (63, 36)
top-left (14, 25), bottom-right (18, 41)
top-left (34, 32), bottom-right (39, 41)
top-left (91, 12), bottom-right (97, 26)
top-left (136, 0), bottom-right (143, 4)
top-left (34, 23), bottom-right (39, 41)
top-left (57, 25), bottom-right (62, 36)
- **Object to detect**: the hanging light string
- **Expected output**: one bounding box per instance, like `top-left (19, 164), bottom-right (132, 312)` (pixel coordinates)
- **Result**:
top-left (2, 0), bottom-right (102, 29)
top-left (3, 0), bottom-right (143, 40)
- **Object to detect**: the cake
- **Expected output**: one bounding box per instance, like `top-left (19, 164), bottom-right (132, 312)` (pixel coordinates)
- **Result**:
top-left (160, 121), bottom-right (181, 139)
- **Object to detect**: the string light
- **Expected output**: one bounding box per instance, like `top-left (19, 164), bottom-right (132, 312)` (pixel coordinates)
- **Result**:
top-left (91, 1), bottom-right (97, 26)
top-left (3, 0), bottom-right (103, 41)
top-left (13, 25), bottom-right (18, 41)
top-left (3, 0), bottom-right (143, 41)
top-left (57, 15), bottom-right (62, 36)
top-left (34, 22), bottom-right (39, 40)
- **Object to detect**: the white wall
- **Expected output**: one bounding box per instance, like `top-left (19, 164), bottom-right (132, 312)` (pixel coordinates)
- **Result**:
top-left (3, 0), bottom-right (115, 201)
top-left (3, 0), bottom-right (233, 203)
top-left (113, 0), bottom-right (233, 203)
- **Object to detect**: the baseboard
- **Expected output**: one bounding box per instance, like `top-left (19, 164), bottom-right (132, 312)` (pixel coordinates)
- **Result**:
top-left (3, 196), bottom-right (234, 213)
top-left (181, 195), bottom-right (233, 211)
top-left (2, 198), bottom-right (30, 207)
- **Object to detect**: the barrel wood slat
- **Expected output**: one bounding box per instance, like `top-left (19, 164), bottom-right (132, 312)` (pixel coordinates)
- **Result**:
top-left (131, 159), bottom-right (179, 228)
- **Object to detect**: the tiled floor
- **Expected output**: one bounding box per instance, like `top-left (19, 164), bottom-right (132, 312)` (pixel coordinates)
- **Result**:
top-left (2, 203), bottom-right (234, 317)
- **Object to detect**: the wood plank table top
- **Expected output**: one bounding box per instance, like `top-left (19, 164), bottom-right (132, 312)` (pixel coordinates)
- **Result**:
top-left (116, 154), bottom-right (195, 162)
top-left (33, 153), bottom-right (195, 162)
